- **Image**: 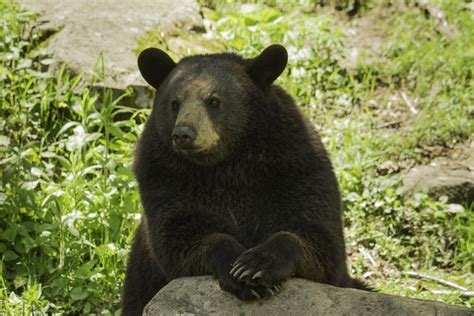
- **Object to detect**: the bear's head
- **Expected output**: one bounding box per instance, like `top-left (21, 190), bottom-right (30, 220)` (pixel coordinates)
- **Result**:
top-left (138, 45), bottom-right (288, 165)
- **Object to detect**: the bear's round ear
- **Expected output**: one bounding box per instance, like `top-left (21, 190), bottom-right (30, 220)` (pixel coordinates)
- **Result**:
top-left (138, 48), bottom-right (176, 90)
top-left (246, 44), bottom-right (288, 86)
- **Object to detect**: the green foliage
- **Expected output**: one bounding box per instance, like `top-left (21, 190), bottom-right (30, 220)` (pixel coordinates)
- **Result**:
top-left (199, 0), bottom-right (377, 15)
top-left (1, 0), bottom-right (473, 313)
top-left (1, 1), bottom-right (145, 313)
top-left (376, 0), bottom-right (474, 158)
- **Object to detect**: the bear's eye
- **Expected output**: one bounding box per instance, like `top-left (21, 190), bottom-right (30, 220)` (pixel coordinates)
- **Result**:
top-left (208, 96), bottom-right (220, 109)
top-left (171, 100), bottom-right (180, 111)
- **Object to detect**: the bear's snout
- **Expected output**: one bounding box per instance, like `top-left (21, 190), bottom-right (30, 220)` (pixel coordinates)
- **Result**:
top-left (172, 125), bottom-right (196, 149)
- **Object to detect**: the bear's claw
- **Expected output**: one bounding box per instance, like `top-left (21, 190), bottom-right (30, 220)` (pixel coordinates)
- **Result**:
top-left (250, 289), bottom-right (261, 299)
top-left (239, 269), bottom-right (252, 279)
top-left (252, 270), bottom-right (264, 279)
top-left (229, 262), bottom-right (242, 275)
top-left (232, 265), bottom-right (247, 278)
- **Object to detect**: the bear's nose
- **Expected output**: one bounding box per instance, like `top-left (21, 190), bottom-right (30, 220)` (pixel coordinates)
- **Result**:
top-left (172, 125), bottom-right (196, 149)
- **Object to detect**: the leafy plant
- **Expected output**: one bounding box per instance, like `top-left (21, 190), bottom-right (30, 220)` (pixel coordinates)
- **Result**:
top-left (1, 1), bottom-right (145, 313)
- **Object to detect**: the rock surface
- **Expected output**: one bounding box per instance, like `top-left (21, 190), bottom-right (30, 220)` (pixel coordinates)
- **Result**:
top-left (144, 276), bottom-right (472, 315)
top-left (401, 150), bottom-right (474, 204)
top-left (21, 0), bottom-right (203, 90)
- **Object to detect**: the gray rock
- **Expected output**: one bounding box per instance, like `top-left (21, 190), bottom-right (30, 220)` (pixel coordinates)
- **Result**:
top-left (21, 0), bottom-right (203, 90)
top-left (144, 276), bottom-right (472, 315)
top-left (401, 152), bottom-right (474, 204)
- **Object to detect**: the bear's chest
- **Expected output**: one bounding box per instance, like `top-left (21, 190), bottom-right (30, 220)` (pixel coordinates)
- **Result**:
top-left (188, 184), bottom-right (273, 245)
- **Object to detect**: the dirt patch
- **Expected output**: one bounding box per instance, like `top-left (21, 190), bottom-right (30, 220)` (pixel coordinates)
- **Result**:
top-left (337, 9), bottom-right (389, 70)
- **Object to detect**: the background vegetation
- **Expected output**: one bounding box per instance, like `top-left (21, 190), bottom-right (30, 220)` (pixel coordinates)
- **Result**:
top-left (1, 0), bottom-right (473, 314)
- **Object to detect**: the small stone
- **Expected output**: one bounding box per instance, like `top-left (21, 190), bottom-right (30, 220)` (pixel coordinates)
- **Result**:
top-left (377, 160), bottom-right (399, 175)
top-left (446, 204), bottom-right (464, 213)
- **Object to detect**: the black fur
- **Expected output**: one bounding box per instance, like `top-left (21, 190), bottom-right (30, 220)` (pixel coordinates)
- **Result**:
top-left (122, 45), bottom-right (367, 315)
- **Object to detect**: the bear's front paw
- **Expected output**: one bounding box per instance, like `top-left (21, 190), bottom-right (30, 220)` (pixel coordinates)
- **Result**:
top-left (229, 241), bottom-right (298, 288)
top-left (218, 267), bottom-right (281, 300)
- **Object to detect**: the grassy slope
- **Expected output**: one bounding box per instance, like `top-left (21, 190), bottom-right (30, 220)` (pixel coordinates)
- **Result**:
top-left (1, 0), bottom-right (473, 313)
top-left (1, 1), bottom-right (143, 313)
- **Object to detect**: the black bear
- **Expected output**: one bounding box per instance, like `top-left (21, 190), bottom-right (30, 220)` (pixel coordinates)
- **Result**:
top-left (122, 44), bottom-right (367, 315)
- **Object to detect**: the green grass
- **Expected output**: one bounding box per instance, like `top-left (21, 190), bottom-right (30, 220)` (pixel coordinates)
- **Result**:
top-left (370, 0), bottom-right (474, 161)
top-left (1, 1), bottom-right (144, 313)
top-left (1, 0), bottom-right (473, 313)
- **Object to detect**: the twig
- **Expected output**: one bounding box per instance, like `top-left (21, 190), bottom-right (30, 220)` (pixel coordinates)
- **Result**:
top-left (400, 92), bottom-right (418, 114)
top-left (406, 284), bottom-right (474, 298)
top-left (401, 271), bottom-right (468, 291)
top-left (359, 246), bottom-right (377, 267)
top-left (429, 289), bottom-right (474, 298)
top-left (377, 120), bottom-right (404, 129)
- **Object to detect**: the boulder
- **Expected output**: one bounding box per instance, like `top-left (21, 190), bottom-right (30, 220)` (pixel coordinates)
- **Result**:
top-left (144, 276), bottom-right (472, 315)
top-left (401, 152), bottom-right (474, 204)
top-left (21, 0), bottom-right (203, 90)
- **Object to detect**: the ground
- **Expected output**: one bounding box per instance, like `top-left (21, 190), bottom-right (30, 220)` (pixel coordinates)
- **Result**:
top-left (0, 0), bottom-right (473, 314)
